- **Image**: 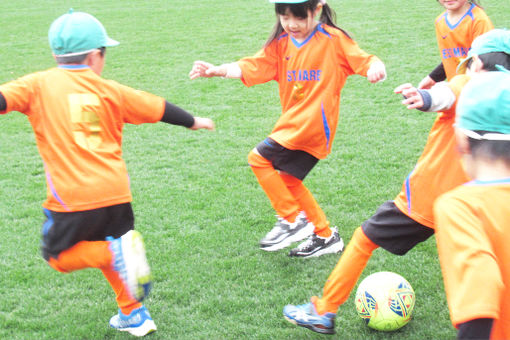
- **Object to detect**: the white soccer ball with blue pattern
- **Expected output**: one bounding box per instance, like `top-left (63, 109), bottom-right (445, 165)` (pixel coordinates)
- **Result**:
top-left (355, 271), bottom-right (415, 331)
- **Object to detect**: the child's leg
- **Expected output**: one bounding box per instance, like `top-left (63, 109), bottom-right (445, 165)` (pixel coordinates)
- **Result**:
top-left (315, 227), bottom-right (379, 314)
top-left (102, 267), bottom-right (143, 315)
top-left (47, 240), bottom-right (142, 315)
top-left (247, 150), bottom-right (300, 222)
top-left (280, 172), bottom-right (331, 237)
top-left (47, 240), bottom-right (111, 272)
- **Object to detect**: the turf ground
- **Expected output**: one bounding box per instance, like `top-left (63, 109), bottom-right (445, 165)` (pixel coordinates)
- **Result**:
top-left (0, 1), bottom-right (508, 339)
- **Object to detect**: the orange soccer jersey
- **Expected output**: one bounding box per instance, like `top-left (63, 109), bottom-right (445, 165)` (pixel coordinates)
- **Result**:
top-left (393, 75), bottom-right (471, 229)
top-left (0, 66), bottom-right (165, 212)
top-left (237, 24), bottom-right (380, 160)
top-left (434, 179), bottom-right (510, 340)
top-left (435, 3), bottom-right (493, 80)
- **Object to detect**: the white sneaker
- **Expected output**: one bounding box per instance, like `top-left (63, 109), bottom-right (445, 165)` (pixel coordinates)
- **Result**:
top-left (109, 305), bottom-right (157, 337)
top-left (259, 212), bottom-right (314, 251)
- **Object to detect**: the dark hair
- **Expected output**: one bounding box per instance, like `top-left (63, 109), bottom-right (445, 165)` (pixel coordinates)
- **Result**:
top-left (468, 134), bottom-right (510, 166)
top-left (55, 47), bottom-right (106, 64)
top-left (265, 0), bottom-right (350, 46)
top-left (467, 52), bottom-right (510, 72)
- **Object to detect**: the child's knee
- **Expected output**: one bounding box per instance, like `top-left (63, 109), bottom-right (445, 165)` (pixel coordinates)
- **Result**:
top-left (248, 149), bottom-right (269, 167)
top-left (46, 256), bottom-right (69, 273)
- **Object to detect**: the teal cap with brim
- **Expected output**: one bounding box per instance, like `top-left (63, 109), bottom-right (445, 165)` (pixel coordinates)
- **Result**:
top-left (456, 71), bottom-right (510, 139)
top-left (49, 9), bottom-right (119, 56)
top-left (269, 0), bottom-right (308, 3)
top-left (457, 29), bottom-right (510, 74)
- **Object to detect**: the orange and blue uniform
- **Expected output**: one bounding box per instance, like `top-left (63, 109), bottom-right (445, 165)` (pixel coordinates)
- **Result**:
top-left (393, 74), bottom-right (470, 229)
top-left (239, 23), bottom-right (380, 159)
top-left (435, 179), bottom-right (510, 340)
top-left (0, 65), bottom-right (165, 212)
top-left (435, 3), bottom-right (493, 80)
top-left (241, 24), bottom-right (381, 239)
top-left (0, 64), bottom-right (165, 315)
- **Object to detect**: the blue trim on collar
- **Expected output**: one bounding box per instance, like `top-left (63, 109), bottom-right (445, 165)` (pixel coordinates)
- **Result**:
top-left (290, 24), bottom-right (321, 48)
top-left (444, 3), bottom-right (475, 30)
top-left (278, 33), bottom-right (289, 41)
top-left (58, 64), bottom-right (90, 69)
top-left (471, 177), bottom-right (510, 185)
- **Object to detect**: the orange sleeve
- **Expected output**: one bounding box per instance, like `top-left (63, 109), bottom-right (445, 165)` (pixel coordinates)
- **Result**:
top-left (113, 81), bottom-right (165, 124)
top-left (336, 33), bottom-right (380, 77)
top-left (434, 193), bottom-right (503, 326)
top-left (0, 73), bottom-right (38, 115)
top-left (238, 40), bottom-right (279, 87)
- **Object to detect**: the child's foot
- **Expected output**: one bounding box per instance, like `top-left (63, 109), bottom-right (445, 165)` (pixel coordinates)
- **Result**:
top-left (109, 305), bottom-right (157, 337)
top-left (288, 227), bottom-right (344, 258)
top-left (259, 212), bottom-right (313, 251)
top-left (283, 297), bottom-right (336, 334)
top-left (108, 230), bottom-right (152, 301)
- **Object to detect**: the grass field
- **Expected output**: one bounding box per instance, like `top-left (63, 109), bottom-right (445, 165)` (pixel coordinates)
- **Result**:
top-left (0, 1), bottom-right (508, 339)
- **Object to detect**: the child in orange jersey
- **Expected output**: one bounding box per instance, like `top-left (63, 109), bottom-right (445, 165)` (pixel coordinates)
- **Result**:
top-left (0, 10), bottom-right (214, 337)
top-left (282, 29), bottom-right (510, 335)
top-left (434, 70), bottom-right (510, 340)
top-left (189, 0), bottom-right (386, 258)
top-left (418, 0), bottom-right (492, 89)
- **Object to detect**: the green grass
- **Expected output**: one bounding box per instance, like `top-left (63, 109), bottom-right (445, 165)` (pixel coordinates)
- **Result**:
top-left (0, 1), bottom-right (509, 339)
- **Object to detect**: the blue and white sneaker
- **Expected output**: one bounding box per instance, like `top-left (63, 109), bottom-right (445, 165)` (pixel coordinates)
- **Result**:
top-left (283, 298), bottom-right (336, 335)
top-left (109, 305), bottom-right (157, 337)
top-left (108, 230), bottom-right (152, 302)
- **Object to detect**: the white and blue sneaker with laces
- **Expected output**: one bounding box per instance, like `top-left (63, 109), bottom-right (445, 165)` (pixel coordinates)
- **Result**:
top-left (108, 230), bottom-right (152, 302)
top-left (109, 305), bottom-right (157, 337)
top-left (283, 298), bottom-right (336, 334)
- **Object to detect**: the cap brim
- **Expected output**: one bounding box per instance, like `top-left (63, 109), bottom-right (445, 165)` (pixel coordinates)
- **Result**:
top-left (104, 37), bottom-right (119, 47)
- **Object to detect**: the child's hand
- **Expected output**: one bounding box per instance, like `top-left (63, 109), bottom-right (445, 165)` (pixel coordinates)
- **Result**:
top-left (367, 61), bottom-right (386, 83)
top-left (190, 117), bottom-right (215, 131)
top-left (417, 75), bottom-right (435, 89)
top-left (189, 61), bottom-right (226, 79)
top-left (394, 83), bottom-right (424, 109)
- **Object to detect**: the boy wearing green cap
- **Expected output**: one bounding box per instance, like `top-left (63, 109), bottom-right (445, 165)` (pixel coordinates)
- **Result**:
top-left (434, 71), bottom-right (510, 340)
top-left (0, 10), bottom-right (214, 337)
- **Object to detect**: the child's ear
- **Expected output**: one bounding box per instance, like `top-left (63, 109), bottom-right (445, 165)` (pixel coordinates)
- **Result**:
top-left (470, 55), bottom-right (484, 73)
top-left (455, 128), bottom-right (471, 155)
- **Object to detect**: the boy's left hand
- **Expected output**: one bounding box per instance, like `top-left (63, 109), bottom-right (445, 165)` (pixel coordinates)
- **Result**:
top-left (190, 117), bottom-right (215, 131)
top-left (367, 61), bottom-right (386, 83)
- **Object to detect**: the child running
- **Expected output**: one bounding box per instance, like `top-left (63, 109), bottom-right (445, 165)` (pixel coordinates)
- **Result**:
top-left (189, 0), bottom-right (386, 258)
top-left (282, 29), bottom-right (510, 335)
top-left (418, 0), bottom-right (492, 89)
top-left (0, 10), bottom-right (214, 337)
top-left (435, 70), bottom-right (510, 340)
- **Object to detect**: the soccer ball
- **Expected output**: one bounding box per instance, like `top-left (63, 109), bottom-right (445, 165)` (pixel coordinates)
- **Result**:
top-left (355, 271), bottom-right (415, 331)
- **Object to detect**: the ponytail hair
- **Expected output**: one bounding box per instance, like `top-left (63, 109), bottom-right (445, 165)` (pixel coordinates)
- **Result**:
top-left (265, 0), bottom-right (351, 46)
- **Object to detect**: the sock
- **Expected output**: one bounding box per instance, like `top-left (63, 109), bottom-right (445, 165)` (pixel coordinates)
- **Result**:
top-left (315, 227), bottom-right (379, 314)
top-left (280, 172), bottom-right (331, 237)
top-left (248, 150), bottom-right (299, 222)
top-left (47, 240), bottom-right (112, 272)
top-left (102, 267), bottom-right (142, 315)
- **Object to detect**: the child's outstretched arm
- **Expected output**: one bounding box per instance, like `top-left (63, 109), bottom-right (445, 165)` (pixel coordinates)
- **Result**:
top-left (189, 61), bottom-right (242, 80)
top-left (367, 61), bottom-right (387, 83)
top-left (394, 82), bottom-right (455, 111)
top-left (160, 101), bottom-right (214, 130)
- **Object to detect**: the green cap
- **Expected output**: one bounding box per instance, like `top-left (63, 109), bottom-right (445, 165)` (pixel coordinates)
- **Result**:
top-left (456, 71), bottom-right (510, 140)
top-left (49, 9), bottom-right (119, 56)
top-left (269, 0), bottom-right (308, 3)
top-left (457, 29), bottom-right (510, 74)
